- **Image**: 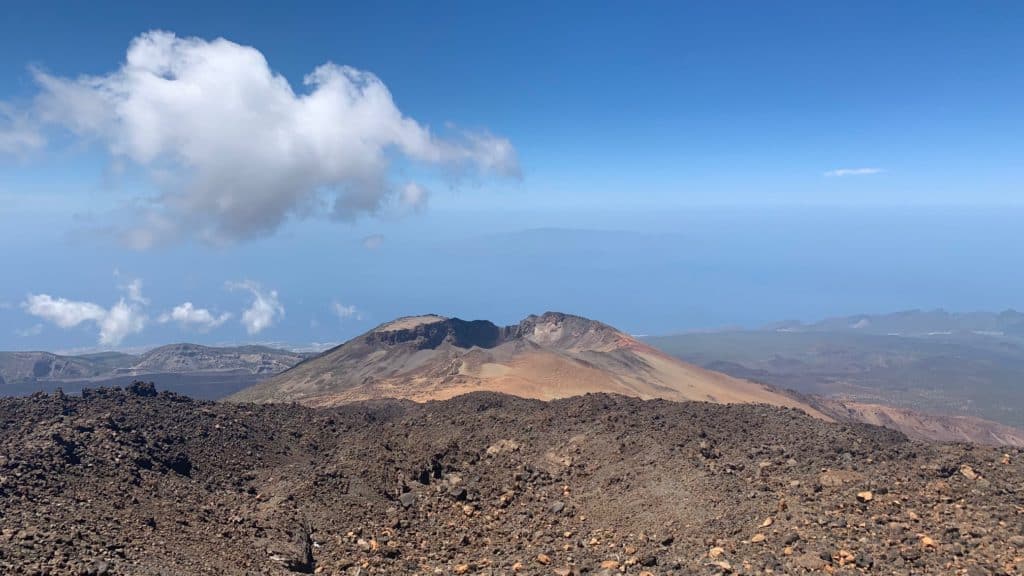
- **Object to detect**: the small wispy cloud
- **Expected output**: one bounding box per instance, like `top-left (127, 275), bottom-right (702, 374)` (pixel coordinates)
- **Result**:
top-left (124, 278), bottom-right (149, 305)
top-left (362, 234), bottom-right (385, 250)
top-left (15, 323), bottom-right (43, 337)
top-left (824, 167), bottom-right (884, 177)
top-left (398, 182), bottom-right (430, 212)
top-left (331, 301), bottom-right (361, 321)
top-left (0, 102), bottom-right (44, 156)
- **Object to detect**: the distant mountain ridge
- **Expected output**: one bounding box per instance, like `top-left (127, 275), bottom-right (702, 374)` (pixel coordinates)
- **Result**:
top-left (768, 308), bottom-right (1024, 337)
top-left (0, 344), bottom-right (305, 383)
top-left (129, 343), bottom-right (304, 374)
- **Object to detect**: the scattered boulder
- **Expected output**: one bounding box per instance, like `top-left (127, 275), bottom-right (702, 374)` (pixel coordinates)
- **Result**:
top-left (793, 552), bottom-right (827, 571)
top-left (399, 492), bottom-right (416, 509)
top-left (960, 464), bottom-right (979, 480)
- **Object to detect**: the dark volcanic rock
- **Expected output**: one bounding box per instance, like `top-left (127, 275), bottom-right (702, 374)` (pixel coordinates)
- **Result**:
top-left (365, 317), bottom-right (507, 350)
top-left (129, 380), bottom-right (158, 397)
top-left (0, 387), bottom-right (1021, 575)
top-left (362, 312), bottom-right (622, 352)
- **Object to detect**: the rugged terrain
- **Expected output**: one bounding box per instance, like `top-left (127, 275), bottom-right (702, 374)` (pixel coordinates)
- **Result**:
top-left (231, 312), bottom-right (1024, 447)
top-left (229, 313), bottom-right (824, 418)
top-left (1, 385), bottom-right (1022, 575)
top-left (0, 344), bottom-right (306, 398)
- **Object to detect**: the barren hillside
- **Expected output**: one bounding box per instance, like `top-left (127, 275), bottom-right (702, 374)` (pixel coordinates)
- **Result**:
top-left (230, 312), bottom-right (825, 419)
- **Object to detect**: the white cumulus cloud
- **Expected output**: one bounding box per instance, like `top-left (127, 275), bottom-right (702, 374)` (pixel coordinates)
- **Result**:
top-left (23, 294), bottom-right (107, 328)
top-left (824, 167), bottom-right (884, 177)
top-left (227, 281), bottom-right (284, 335)
top-left (31, 30), bottom-right (519, 248)
top-left (158, 302), bottom-right (231, 331)
top-left (100, 299), bottom-right (148, 346)
top-left (22, 280), bottom-right (148, 345)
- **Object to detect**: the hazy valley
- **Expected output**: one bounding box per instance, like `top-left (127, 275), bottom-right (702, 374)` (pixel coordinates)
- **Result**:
top-left (0, 344), bottom-right (307, 399)
top-left (648, 310), bottom-right (1024, 436)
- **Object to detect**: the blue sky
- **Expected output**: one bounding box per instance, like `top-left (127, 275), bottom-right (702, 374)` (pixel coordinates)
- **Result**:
top-left (1, 2), bottom-right (1022, 350)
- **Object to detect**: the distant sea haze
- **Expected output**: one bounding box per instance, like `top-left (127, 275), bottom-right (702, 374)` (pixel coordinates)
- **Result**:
top-left (1, 206), bottom-right (1021, 349)
top-left (428, 206), bottom-right (1024, 336)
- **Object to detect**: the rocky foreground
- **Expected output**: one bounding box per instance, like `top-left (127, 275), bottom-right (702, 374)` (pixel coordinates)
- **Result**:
top-left (1, 385), bottom-right (1022, 575)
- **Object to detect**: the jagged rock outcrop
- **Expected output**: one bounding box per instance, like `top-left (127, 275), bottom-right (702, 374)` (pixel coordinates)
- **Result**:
top-left (359, 312), bottom-right (628, 352)
top-left (364, 317), bottom-right (507, 350)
